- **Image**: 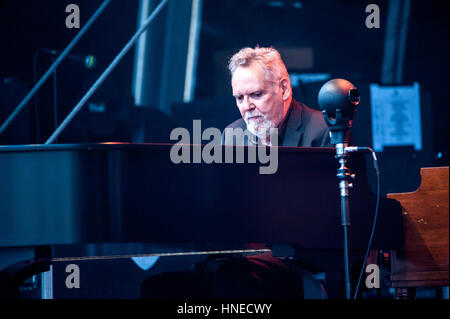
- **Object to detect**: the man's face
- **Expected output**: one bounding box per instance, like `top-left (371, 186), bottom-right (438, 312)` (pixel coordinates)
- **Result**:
top-left (231, 62), bottom-right (288, 138)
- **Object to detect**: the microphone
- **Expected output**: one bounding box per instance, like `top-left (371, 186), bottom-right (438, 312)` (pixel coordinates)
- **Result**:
top-left (40, 48), bottom-right (97, 69)
top-left (318, 78), bottom-right (359, 119)
top-left (318, 78), bottom-right (359, 145)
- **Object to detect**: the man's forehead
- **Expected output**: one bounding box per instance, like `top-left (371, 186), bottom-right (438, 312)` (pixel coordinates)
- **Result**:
top-left (232, 62), bottom-right (265, 79)
top-left (231, 63), bottom-right (272, 93)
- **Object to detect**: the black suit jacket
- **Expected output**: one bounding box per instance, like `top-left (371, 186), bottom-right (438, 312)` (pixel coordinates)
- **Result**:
top-left (223, 98), bottom-right (331, 147)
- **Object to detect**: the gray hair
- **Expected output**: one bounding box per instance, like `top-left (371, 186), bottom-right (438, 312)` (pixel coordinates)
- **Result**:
top-left (228, 46), bottom-right (290, 85)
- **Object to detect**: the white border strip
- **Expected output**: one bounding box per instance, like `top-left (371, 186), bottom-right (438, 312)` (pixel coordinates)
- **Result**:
top-left (51, 248), bottom-right (271, 262)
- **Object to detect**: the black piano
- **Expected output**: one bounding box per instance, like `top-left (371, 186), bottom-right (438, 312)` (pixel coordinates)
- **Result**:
top-left (0, 143), bottom-right (403, 297)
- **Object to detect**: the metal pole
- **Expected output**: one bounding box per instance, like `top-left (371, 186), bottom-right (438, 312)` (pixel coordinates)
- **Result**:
top-left (0, 0), bottom-right (112, 136)
top-left (45, 0), bottom-right (169, 144)
top-left (52, 56), bottom-right (58, 144)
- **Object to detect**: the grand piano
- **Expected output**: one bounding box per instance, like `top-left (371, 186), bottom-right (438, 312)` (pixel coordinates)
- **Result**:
top-left (0, 143), bottom-right (407, 298)
top-left (387, 166), bottom-right (449, 298)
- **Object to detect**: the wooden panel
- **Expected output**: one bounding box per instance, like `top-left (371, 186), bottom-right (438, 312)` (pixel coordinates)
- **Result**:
top-left (387, 167), bottom-right (449, 287)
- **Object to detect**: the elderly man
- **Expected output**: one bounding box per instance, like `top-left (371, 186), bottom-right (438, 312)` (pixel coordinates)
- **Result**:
top-left (223, 46), bottom-right (330, 147)
top-left (141, 47), bottom-right (329, 299)
top-left (208, 46), bottom-right (330, 298)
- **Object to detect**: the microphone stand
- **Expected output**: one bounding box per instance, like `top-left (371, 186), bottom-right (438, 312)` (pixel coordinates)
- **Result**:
top-left (322, 109), bottom-right (354, 299)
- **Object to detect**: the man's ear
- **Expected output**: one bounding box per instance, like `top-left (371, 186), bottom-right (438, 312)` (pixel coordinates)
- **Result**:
top-left (280, 78), bottom-right (291, 101)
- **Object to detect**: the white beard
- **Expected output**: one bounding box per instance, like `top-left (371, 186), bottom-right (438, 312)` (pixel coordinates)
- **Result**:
top-left (244, 113), bottom-right (277, 146)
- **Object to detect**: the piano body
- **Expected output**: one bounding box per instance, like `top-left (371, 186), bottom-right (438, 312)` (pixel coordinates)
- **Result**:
top-left (0, 143), bottom-right (405, 297)
top-left (387, 167), bottom-right (449, 298)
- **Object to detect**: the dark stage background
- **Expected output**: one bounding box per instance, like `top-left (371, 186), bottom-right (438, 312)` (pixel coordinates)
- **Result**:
top-left (1, 0), bottom-right (448, 194)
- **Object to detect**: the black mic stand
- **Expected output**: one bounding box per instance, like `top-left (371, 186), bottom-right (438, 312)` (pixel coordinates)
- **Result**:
top-left (322, 108), bottom-right (355, 299)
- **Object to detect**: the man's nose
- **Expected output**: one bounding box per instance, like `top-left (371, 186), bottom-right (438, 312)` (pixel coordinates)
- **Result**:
top-left (242, 96), bottom-right (255, 112)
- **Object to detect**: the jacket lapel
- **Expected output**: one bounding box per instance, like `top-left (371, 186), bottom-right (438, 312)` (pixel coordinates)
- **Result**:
top-left (281, 100), bottom-right (304, 147)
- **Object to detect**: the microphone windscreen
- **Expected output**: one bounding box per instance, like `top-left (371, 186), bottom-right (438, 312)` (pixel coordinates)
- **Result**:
top-left (84, 55), bottom-right (97, 69)
top-left (318, 79), bottom-right (359, 118)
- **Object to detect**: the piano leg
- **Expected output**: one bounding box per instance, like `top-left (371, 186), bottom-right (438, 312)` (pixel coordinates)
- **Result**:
top-left (0, 246), bottom-right (51, 298)
top-left (0, 258), bottom-right (51, 298)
